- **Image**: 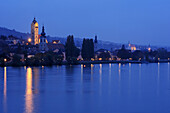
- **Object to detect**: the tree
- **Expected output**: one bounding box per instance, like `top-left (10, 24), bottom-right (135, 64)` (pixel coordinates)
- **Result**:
top-left (98, 51), bottom-right (111, 60)
top-left (81, 38), bottom-right (94, 60)
top-left (11, 54), bottom-right (22, 66)
top-left (65, 35), bottom-right (80, 63)
top-left (0, 35), bottom-right (7, 40)
top-left (132, 50), bottom-right (144, 61)
top-left (156, 48), bottom-right (168, 59)
top-left (117, 45), bottom-right (131, 59)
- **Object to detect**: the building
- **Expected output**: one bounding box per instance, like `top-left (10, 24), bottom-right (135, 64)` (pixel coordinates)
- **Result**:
top-left (31, 18), bottom-right (39, 45)
top-left (52, 40), bottom-right (61, 44)
top-left (128, 42), bottom-right (137, 52)
top-left (94, 35), bottom-right (98, 52)
top-left (39, 26), bottom-right (49, 52)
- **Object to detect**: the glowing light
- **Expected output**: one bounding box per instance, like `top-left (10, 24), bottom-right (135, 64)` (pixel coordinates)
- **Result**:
top-left (53, 41), bottom-right (57, 44)
top-left (131, 46), bottom-right (136, 51)
top-left (91, 58), bottom-right (94, 61)
top-left (99, 58), bottom-right (102, 61)
top-left (35, 22), bottom-right (38, 27)
top-left (158, 58), bottom-right (160, 61)
top-left (4, 59), bottom-right (7, 62)
top-left (46, 40), bottom-right (48, 43)
top-left (129, 58), bottom-right (132, 60)
top-left (28, 38), bottom-right (32, 43)
top-left (148, 48), bottom-right (151, 52)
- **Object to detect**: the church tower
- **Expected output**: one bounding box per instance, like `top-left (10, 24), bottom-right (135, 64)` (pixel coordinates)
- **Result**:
top-left (31, 18), bottom-right (39, 45)
top-left (39, 26), bottom-right (49, 52)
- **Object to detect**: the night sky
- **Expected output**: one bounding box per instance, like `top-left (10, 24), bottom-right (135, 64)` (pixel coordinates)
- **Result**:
top-left (1, 0), bottom-right (170, 46)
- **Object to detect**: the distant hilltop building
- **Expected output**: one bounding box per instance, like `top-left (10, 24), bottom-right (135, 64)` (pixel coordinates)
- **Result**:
top-left (52, 40), bottom-right (61, 44)
top-left (31, 18), bottom-right (39, 45)
top-left (128, 42), bottom-right (137, 52)
top-left (39, 26), bottom-right (49, 52)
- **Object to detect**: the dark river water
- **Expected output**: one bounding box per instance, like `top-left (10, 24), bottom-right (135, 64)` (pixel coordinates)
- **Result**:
top-left (1, 63), bottom-right (170, 113)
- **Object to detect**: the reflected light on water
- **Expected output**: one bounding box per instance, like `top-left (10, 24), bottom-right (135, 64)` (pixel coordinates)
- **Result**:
top-left (99, 64), bottom-right (102, 83)
top-left (33, 68), bottom-right (39, 94)
top-left (157, 63), bottom-right (160, 96)
top-left (91, 64), bottom-right (94, 80)
top-left (99, 64), bottom-right (102, 95)
top-left (25, 67), bottom-right (33, 113)
top-left (109, 63), bottom-right (111, 79)
top-left (4, 67), bottom-right (7, 99)
top-left (139, 64), bottom-right (141, 80)
top-left (168, 63), bottom-right (170, 80)
top-left (119, 63), bottom-right (121, 81)
top-left (24, 66), bottom-right (27, 70)
top-left (81, 64), bottom-right (83, 81)
top-left (3, 67), bottom-right (7, 113)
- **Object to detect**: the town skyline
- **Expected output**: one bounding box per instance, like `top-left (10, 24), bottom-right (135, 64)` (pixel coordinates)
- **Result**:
top-left (1, 0), bottom-right (170, 46)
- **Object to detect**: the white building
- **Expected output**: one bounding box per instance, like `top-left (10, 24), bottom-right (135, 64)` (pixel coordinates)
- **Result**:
top-left (39, 26), bottom-right (48, 52)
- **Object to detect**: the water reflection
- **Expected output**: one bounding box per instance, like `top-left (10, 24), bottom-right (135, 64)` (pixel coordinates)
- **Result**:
top-left (3, 67), bottom-right (7, 113)
top-left (81, 64), bottom-right (83, 81)
top-left (25, 67), bottom-right (33, 113)
top-left (168, 63), bottom-right (170, 81)
top-left (91, 64), bottom-right (94, 80)
top-left (33, 67), bottom-right (39, 94)
top-left (118, 63), bottom-right (121, 81)
top-left (99, 64), bottom-right (102, 84)
top-left (157, 63), bottom-right (160, 96)
top-left (109, 63), bottom-right (112, 84)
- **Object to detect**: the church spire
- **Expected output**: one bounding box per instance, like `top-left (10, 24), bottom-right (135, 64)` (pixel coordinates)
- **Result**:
top-left (41, 26), bottom-right (46, 37)
top-left (32, 17), bottom-right (37, 24)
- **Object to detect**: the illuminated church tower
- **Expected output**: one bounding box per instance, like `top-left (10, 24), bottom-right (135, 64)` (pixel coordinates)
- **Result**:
top-left (39, 26), bottom-right (49, 52)
top-left (31, 18), bottom-right (39, 45)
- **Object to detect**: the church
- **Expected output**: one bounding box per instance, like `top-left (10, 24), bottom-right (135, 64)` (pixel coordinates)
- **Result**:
top-left (31, 18), bottom-right (49, 52)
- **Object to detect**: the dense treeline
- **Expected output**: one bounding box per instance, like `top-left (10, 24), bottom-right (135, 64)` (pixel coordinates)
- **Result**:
top-left (65, 35), bottom-right (80, 64)
top-left (81, 38), bottom-right (94, 61)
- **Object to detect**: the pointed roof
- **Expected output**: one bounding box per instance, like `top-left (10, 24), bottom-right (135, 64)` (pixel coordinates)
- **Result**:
top-left (32, 17), bottom-right (37, 24)
top-left (41, 26), bottom-right (46, 37)
top-left (94, 35), bottom-right (97, 43)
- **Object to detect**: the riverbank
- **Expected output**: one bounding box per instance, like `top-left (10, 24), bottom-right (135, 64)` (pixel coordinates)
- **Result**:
top-left (1, 60), bottom-right (170, 67)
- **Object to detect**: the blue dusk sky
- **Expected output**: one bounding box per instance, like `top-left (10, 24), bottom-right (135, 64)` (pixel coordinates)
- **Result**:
top-left (0, 0), bottom-right (170, 46)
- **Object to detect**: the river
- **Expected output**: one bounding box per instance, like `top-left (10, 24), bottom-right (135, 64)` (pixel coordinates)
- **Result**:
top-left (1, 63), bottom-right (170, 113)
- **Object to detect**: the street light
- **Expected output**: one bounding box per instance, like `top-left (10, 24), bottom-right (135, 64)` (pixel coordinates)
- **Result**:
top-left (4, 59), bottom-right (7, 62)
top-left (28, 38), bottom-right (32, 43)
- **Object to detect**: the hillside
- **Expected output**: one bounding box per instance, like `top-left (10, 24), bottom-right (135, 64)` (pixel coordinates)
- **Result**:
top-left (0, 26), bottom-right (164, 51)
